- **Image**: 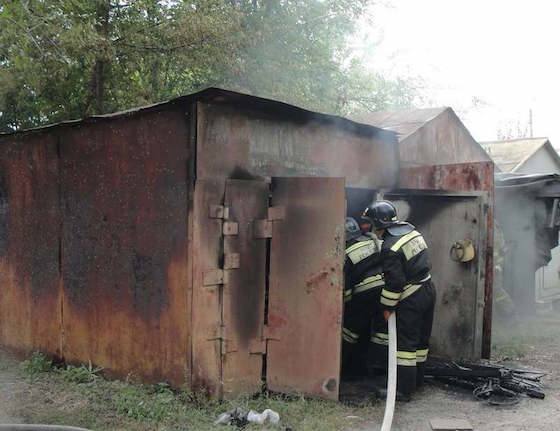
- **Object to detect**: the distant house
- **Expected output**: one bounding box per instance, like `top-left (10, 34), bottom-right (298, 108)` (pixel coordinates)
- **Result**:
top-left (358, 107), bottom-right (492, 166)
top-left (482, 138), bottom-right (560, 311)
top-left (482, 138), bottom-right (560, 174)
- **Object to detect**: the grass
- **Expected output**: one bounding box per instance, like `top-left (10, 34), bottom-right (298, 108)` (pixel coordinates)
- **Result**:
top-left (5, 351), bottom-right (382, 431)
top-left (9, 313), bottom-right (560, 430)
top-left (19, 351), bottom-right (54, 375)
top-left (59, 361), bottom-right (104, 384)
top-left (7, 313), bottom-right (560, 430)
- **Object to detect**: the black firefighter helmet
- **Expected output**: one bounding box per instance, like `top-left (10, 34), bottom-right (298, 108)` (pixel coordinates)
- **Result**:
top-left (361, 200), bottom-right (399, 230)
top-left (345, 217), bottom-right (362, 242)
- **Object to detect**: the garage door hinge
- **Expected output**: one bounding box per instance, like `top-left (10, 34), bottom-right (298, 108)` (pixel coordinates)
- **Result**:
top-left (221, 338), bottom-right (237, 355)
top-left (249, 338), bottom-right (266, 354)
top-left (203, 269), bottom-right (228, 286)
top-left (249, 326), bottom-right (280, 354)
top-left (268, 206), bottom-right (285, 221)
top-left (254, 220), bottom-right (273, 238)
top-left (223, 253), bottom-right (240, 269)
top-left (223, 221), bottom-right (239, 236)
top-left (209, 205), bottom-right (229, 219)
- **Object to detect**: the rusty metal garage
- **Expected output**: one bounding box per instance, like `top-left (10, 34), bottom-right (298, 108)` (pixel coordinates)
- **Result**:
top-left (0, 88), bottom-right (493, 401)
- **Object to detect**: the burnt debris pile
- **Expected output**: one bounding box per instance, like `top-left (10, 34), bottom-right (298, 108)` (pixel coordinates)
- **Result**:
top-left (426, 357), bottom-right (545, 406)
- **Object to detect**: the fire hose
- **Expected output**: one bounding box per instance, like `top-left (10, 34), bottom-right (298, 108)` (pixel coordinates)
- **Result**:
top-left (380, 312), bottom-right (396, 431)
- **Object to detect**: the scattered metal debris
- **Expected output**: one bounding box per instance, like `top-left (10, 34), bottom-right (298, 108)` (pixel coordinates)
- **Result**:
top-left (426, 357), bottom-right (546, 406)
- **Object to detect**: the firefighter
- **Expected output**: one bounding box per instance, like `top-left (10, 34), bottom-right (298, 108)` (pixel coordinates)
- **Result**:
top-left (359, 219), bottom-right (390, 378)
top-left (360, 219), bottom-right (378, 241)
top-left (342, 217), bottom-right (385, 379)
top-left (362, 201), bottom-right (436, 401)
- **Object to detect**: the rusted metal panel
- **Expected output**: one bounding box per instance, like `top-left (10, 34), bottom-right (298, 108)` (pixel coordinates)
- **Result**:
top-left (60, 109), bottom-right (191, 386)
top-left (401, 109), bottom-right (492, 165)
top-left (387, 193), bottom-right (487, 359)
top-left (191, 178), bottom-right (225, 397)
top-left (482, 204), bottom-right (493, 359)
top-left (361, 108), bottom-right (491, 165)
top-left (196, 102), bottom-right (398, 188)
top-left (222, 179), bottom-right (268, 398)
top-left (399, 162), bottom-right (493, 192)
top-left (398, 161), bottom-right (494, 358)
top-left (267, 177), bottom-right (345, 400)
top-left (0, 134), bottom-right (61, 356)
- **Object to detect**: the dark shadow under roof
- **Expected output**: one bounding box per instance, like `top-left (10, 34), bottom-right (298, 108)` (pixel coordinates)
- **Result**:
top-left (1, 87), bottom-right (396, 141)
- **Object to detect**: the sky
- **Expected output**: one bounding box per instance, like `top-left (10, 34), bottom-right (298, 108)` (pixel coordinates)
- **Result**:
top-left (355, 0), bottom-right (560, 148)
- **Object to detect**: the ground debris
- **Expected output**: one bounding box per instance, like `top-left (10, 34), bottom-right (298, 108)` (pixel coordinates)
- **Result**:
top-left (426, 357), bottom-right (545, 405)
top-left (214, 407), bottom-right (280, 427)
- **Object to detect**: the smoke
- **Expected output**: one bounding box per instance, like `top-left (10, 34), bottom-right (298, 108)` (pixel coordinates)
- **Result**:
top-left (494, 181), bottom-right (559, 320)
top-left (345, 187), bottom-right (377, 222)
top-left (391, 199), bottom-right (410, 221)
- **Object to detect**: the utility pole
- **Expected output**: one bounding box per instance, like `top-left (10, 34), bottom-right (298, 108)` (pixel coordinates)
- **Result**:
top-left (529, 108), bottom-right (533, 138)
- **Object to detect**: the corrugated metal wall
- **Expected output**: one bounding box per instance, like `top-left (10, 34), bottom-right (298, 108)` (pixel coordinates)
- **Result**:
top-left (0, 108), bottom-right (192, 386)
top-left (0, 134), bottom-right (61, 356)
top-left (0, 92), bottom-right (399, 394)
top-left (190, 101), bottom-right (399, 397)
top-left (196, 102), bottom-right (398, 187)
top-left (399, 162), bottom-right (495, 358)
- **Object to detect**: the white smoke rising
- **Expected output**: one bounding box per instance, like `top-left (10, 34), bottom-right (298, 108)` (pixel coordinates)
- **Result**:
top-left (392, 199), bottom-right (411, 221)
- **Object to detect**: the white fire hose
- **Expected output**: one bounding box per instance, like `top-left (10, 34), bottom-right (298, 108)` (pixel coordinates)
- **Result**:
top-left (380, 312), bottom-right (397, 431)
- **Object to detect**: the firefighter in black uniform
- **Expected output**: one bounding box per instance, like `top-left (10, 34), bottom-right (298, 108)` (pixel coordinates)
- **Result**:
top-left (342, 217), bottom-right (386, 378)
top-left (362, 201), bottom-right (436, 400)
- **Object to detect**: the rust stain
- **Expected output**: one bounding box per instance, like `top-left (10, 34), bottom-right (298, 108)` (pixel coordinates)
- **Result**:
top-left (196, 102), bottom-right (398, 188)
top-left (191, 178), bottom-right (224, 397)
top-left (59, 109), bottom-right (191, 387)
top-left (267, 177), bottom-right (344, 400)
top-left (306, 270), bottom-right (329, 293)
top-left (399, 162), bottom-right (492, 193)
top-left (400, 161), bottom-right (495, 358)
top-left (221, 179), bottom-right (267, 398)
top-left (0, 133), bottom-right (61, 357)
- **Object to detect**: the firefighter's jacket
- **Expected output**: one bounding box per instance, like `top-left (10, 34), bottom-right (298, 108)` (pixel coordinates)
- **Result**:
top-left (379, 223), bottom-right (431, 311)
top-left (344, 235), bottom-right (384, 302)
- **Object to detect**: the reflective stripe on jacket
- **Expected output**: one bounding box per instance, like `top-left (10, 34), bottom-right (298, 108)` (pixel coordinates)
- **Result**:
top-left (379, 225), bottom-right (431, 311)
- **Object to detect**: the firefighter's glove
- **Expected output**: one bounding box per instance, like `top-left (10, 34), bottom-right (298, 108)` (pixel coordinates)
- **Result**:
top-left (383, 310), bottom-right (392, 321)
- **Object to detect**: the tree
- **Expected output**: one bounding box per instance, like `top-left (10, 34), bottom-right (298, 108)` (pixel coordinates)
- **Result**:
top-left (0, 0), bottom-right (243, 131)
top-left (0, 0), bottom-right (420, 132)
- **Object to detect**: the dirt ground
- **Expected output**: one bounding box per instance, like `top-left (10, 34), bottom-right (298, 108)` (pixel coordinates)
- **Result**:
top-left (360, 308), bottom-right (560, 431)
top-left (0, 356), bottom-right (23, 424)
top-left (0, 309), bottom-right (559, 430)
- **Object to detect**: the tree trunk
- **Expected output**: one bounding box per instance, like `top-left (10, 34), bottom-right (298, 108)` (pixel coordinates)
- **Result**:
top-left (92, 0), bottom-right (111, 114)
top-left (93, 60), bottom-right (105, 114)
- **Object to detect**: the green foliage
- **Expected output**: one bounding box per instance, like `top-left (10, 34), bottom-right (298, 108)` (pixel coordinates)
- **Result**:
top-left (0, 0), bottom-right (244, 131)
top-left (0, 0), bottom-right (420, 132)
top-left (8, 349), bottom-right (379, 430)
top-left (111, 382), bottom-right (183, 421)
top-left (20, 351), bottom-right (53, 375)
top-left (60, 361), bottom-right (104, 384)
